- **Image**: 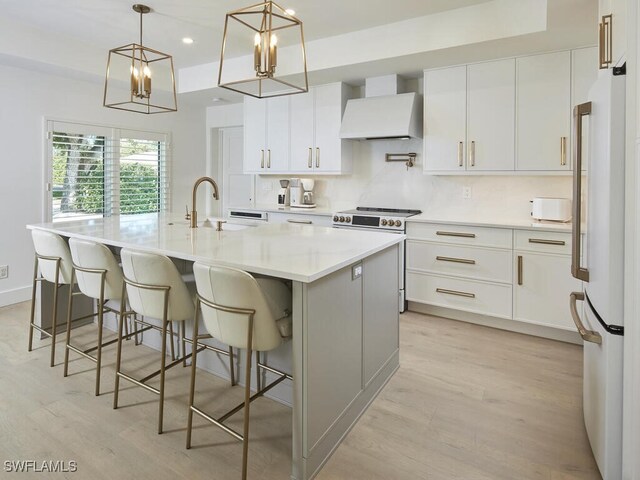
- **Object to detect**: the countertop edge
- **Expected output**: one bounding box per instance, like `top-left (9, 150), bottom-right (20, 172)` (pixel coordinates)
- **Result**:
top-left (406, 216), bottom-right (574, 233)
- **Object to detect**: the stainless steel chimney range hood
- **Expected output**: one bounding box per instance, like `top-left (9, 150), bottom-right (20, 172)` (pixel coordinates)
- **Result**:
top-left (339, 75), bottom-right (422, 140)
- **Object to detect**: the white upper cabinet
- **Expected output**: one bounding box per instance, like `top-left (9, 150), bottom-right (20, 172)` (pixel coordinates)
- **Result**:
top-left (243, 96), bottom-right (290, 173)
top-left (516, 51), bottom-right (571, 171)
top-left (246, 83), bottom-right (351, 175)
top-left (572, 47), bottom-right (599, 172)
top-left (290, 83), bottom-right (352, 174)
top-left (423, 66), bottom-right (467, 172)
top-left (424, 60), bottom-right (515, 173)
top-left (467, 59), bottom-right (516, 171)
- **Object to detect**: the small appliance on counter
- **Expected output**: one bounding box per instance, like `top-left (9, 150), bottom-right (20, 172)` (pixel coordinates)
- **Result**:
top-left (291, 178), bottom-right (316, 208)
top-left (289, 178), bottom-right (303, 207)
top-left (530, 197), bottom-right (572, 222)
top-left (277, 179), bottom-right (290, 206)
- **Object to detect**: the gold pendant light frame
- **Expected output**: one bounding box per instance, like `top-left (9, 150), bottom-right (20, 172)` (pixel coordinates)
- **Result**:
top-left (218, 1), bottom-right (308, 98)
top-left (104, 4), bottom-right (177, 114)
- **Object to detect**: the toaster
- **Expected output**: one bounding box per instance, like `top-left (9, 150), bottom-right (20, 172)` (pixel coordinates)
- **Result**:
top-left (531, 197), bottom-right (572, 222)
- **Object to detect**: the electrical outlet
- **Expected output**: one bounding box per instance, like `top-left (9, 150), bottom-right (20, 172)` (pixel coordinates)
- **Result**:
top-left (462, 186), bottom-right (472, 199)
top-left (0, 265), bottom-right (8, 279)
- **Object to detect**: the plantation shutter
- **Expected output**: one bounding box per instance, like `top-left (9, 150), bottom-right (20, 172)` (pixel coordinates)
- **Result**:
top-left (47, 121), bottom-right (170, 222)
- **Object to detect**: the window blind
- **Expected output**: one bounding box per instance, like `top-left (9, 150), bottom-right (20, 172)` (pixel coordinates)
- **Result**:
top-left (47, 121), bottom-right (170, 222)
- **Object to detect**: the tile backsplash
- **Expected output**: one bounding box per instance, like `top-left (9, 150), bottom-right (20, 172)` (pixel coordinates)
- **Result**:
top-left (255, 138), bottom-right (573, 220)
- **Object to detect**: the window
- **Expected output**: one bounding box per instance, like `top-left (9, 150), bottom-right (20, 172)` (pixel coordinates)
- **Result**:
top-left (47, 121), bottom-right (169, 222)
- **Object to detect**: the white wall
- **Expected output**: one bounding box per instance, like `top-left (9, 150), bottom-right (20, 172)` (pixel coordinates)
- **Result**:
top-left (253, 138), bottom-right (573, 220)
top-left (0, 63), bottom-right (206, 306)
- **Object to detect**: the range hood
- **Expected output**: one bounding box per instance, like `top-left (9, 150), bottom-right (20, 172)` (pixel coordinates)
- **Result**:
top-left (340, 76), bottom-right (422, 140)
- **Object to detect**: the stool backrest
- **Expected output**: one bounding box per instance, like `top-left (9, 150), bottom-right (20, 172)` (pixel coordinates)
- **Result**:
top-left (69, 238), bottom-right (123, 301)
top-left (193, 263), bottom-right (284, 352)
top-left (31, 229), bottom-right (74, 285)
top-left (120, 248), bottom-right (194, 322)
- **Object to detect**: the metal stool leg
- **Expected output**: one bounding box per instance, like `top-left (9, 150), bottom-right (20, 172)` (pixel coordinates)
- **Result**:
top-left (95, 298), bottom-right (105, 396)
top-left (28, 257), bottom-right (38, 352)
top-left (113, 284), bottom-right (127, 410)
top-left (158, 293), bottom-right (170, 434)
top-left (63, 269), bottom-right (76, 377)
top-left (49, 267), bottom-right (61, 367)
top-left (241, 321), bottom-right (255, 480)
top-left (186, 299), bottom-right (201, 449)
top-left (229, 346), bottom-right (236, 386)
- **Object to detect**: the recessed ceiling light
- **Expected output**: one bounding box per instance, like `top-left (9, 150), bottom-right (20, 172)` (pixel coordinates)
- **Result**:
top-left (285, 8), bottom-right (295, 15)
top-left (182, 37), bottom-right (194, 45)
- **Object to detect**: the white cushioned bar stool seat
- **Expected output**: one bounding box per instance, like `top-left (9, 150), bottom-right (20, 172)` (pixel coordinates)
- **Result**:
top-left (64, 238), bottom-right (128, 396)
top-left (29, 229), bottom-right (75, 367)
top-left (186, 263), bottom-right (293, 480)
top-left (114, 248), bottom-right (231, 434)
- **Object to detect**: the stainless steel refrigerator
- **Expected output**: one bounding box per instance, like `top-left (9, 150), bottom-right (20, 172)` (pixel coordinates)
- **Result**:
top-left (570, 67), bottom-right (625, 480)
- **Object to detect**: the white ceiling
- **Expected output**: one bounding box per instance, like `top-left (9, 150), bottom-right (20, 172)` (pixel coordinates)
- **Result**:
top-left (0, 0), bottom-right (491, 69)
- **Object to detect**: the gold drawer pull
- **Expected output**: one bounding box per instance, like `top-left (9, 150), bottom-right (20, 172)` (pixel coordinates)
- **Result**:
top-left (436, 256), bottom-right (476, 265)
top-left (560, 137), bottom-right (567, 166)
top-left (517, 255), bottom-right (523, 285)
top-left (436, 288), bottom-right (475, 299)
top-left (287, 219), bottom-right (312, 224)
top-left (528, 238), bottom-right (566, 246)
top-left (436, 231), bottom-right (476, 238)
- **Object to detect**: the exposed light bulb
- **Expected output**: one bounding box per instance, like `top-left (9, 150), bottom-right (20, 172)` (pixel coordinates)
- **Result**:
top-left (254, 32), bottom-right (261, 46)
top-left (182, 37), bottom-right (194, 44)
top-left (143, 65), bottom-right (151, 78)
top-left (270, 34), bottom-right (278, 46)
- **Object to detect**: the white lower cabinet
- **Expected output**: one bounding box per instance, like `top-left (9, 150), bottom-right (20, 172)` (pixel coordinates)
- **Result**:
top-left (267, 211), bottom-right (333, 227)
top-left (406, 222), bottom-right (582, 339)
top-left (513, 230), bottom-right (582, 330)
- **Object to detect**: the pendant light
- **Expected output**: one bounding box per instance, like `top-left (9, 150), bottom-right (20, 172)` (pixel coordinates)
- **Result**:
top-left (103, 4), bottom-right (177, 114)
top-left (218, 1), bottom-right (308, 98)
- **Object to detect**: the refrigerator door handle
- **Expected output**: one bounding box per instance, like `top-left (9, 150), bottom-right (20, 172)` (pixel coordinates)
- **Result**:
top-left (571, 102), bottom-right (592, 282)
top-left (570, 291), bottom-right (602, 344)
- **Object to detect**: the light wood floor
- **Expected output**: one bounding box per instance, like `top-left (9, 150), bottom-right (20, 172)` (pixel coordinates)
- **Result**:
top-left (0, 302), bottom-right (600, 479)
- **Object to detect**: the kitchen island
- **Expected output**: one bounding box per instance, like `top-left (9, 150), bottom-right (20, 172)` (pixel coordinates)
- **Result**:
top-left (27, 214), bottom-right (403, 480)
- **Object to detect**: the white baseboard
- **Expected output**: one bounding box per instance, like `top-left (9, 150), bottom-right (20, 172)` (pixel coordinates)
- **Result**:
top-left (407, 301), bottom-right (582, 345)
top-left (0, 285), bottom-right (31, 308)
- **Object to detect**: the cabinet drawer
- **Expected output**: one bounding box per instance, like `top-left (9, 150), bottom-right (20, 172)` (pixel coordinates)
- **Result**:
top-left (406, 222), bottom-right (512, 249)
top-left (407, 272), bottom-right (512, 319)
top-left (407, 241), bottom-right (512, 283)
top-left (268, 212), bottom-right (333, 227)
top-left (514, 230), bottom-right (572, 255)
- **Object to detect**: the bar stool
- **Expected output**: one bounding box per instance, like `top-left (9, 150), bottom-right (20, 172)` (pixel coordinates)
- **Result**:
top-left (64, 238), bottom-right (129, 396)
top-left (28, 229), bottom-right (75, 367)
top-left (187, 263), bottom-right (293, 480)
top-left (114, 248), bottom-right (231, 434)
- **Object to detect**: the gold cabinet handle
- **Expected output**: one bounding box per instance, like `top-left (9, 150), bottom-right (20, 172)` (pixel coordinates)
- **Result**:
top-left (436, 231), bottom-right (476, 238)
top-left (572, 102), bottom-right (591, 282)
top-left (517, 255), bottom-right (523, 285)
top-left (528, 238), bottom-right (566, 246)
top-left (260, 149), bottom-right (264, 169)
top-left (469, 140), bottom-right (475, 167)
top-left (267, 149), bottom-right (271, 168)
top-left (599, 14), bottom-right (613, 69)
top-left (308, 147), bottom-right (312, 168)
top-left (458, 141), bottom-right (464, 167)
top-left (570, 292), bottom-right (602, 344)
top-left (436, 256), bottom-right (476, 265)
top-left (560, 137), bottom-right (567, 166)
top-left (316, 147), bottom-right (320, 168)
top-left (436, 288), bottom-right (475, 299)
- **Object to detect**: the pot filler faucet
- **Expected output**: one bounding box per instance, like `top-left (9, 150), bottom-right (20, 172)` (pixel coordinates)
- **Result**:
top-left (190, 176), bottom-right (219, 228)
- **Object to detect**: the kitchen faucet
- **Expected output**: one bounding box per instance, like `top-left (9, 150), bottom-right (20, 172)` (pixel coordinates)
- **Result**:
top-left (190, 176), bottom-right (220, 228)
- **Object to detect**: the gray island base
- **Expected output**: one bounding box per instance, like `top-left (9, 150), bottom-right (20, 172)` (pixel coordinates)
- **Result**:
top-left (27, 214), bottom-right (402, 480)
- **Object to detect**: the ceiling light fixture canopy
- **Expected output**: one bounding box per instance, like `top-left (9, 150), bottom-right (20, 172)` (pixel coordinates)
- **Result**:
top-left (103, 4), bottom-right (177, 114)
top-left (217, 1), bottom-right (308, 98)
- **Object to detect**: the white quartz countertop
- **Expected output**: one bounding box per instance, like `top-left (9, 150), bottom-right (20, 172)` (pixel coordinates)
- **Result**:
top-left (407, 213), bottom-right (575, 233)
top-left (228, 204), bottom-right (338, 216)
top-left (27, 214), bottom-right (403, 283)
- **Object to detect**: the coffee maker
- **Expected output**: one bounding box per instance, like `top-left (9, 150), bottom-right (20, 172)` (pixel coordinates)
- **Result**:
top-left (289, 178), bottom-right (303, 207)
top-left (300, 178), bottom-right (316, 208)
top-left (277, 179), bottom-right (290, 206)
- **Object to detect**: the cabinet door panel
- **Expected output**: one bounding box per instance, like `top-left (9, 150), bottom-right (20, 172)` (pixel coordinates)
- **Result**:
top-left (467, 59), bottom-right (515, 171)
top-left (289, 91), bottom-right (315, 173)
top-left (516, 52), bottom-right (571, 171)
top-left (513, 252), bottom-right (582, 330)
top-left (572, 47), bottom-right (598, 173)
top-left (423, 66), bottom-right (467, 172)
top-left (243, 97), bottom-right (267, 173)
top-left (265, 96), bottom-right (290, 172)
top-left (314, 83), bottom-right (344, 173)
